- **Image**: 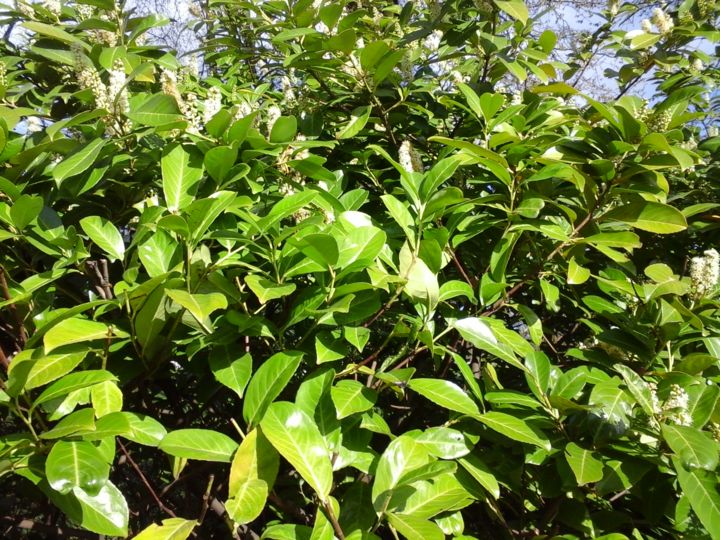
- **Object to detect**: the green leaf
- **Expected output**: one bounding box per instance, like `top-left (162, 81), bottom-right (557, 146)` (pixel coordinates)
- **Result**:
top-left (45, 440), bottom-right (110, 494)
top-left (134, 518), bottom-right (197, 540)
top-left (138, 230), bottom-right (177, 277)
top-left (453, 317), bottom-right (524, 371)
top-left (227, 428), bottom-right (278, 525)
top-left (408, 378), bottom-right (480, 417)
top-left (439, 280), bottom-right (476, 304)
top-left (270, 115), bottom-right (297, 143)
top-left (22, 21), bottom-right (90, 48)
top-left (603, 202), bottom-right (687, 234)
top-left (613, 364), bottom-right (655, 417)
top-left (258, 191), bottom-right (317, 232)
top-left (210, 350), bottom-right (252, 399)
top-left (40, 408), bottom-right (96, 439)
top-left (229, 428), bottom-right (279, 494)
top-left (409, 427), bottom-right (474, 459)
top-left (120, 412), bottom-right (167, 447)
top-left (245, 275), bottom-right (297, 304)
top-left (44, 318), bottom-right (127, 353)
top-left (226, 478), bottom-right (268, 526)
top-left (166, 289), bottom-right (227, 329)
top-left (476, 412), bottom-right (550, 450)
top-left (79, 216), bottom-right (125, 262)
top-left (296, 233), bottom-right (339, 267)
top-left (315, 331), bottom-right (347, 364)
top-left (494, 0), bottom-right (529, 24)
top-left (662, 425), bottom-right (719, 471)
top-left (381, 195), bottom-right (416, 245)
top-left (260, 401), bottom-right (333, 501)
top-left (387, 513), bottom-right (444, 540)
top-left (336, 106), bottom-right (372, 139)
top-left (53, 139), bottom-right (106, 186)
top-left (372, 435), bottom-right (431, 512)
top-left (127, 93), bottom-right (183, 126)
top-left (672, 457), bottom-right (720, 539)
top-left (525, 351), bottom-right (551, 398)
top-left (90, 381), bottom-right (123, 417)
top-left (337, 227), bottom-right (386, 269)
top-left (10, 194), bottom-right (43, 230)
top-left (343, 326), bottom-right (371, 353)
top-left (159, 429), bottom-right (238, 462)
top-left (25, 352), bottom-right (86, 390)
top-left (397, 474), bottom-right (472, 519)
top-left (330, 380), bottom-right (377, 419)
top-left (629, 31), bottom-right (661, 50)
top-left (45, 480), bottom-right (129, 537)
top-left (458, 453), bottom-right (500, 498)
top-left (34, 370), bottom-right (117, 407)
top-left (204, 146), bottom-right (238, 183)
top-left (567, 257), bottom-right (591, 285)
top-left (400, 249), bottom-right (438, 308)
top-left (565, 442), bottom-right (604, 485)
top-left (243, 351), bottom-right (304, 427)
top-left (161, 143), bottom-right (203, 212)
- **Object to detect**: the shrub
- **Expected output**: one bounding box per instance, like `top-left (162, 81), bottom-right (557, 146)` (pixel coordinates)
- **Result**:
top-left (1, 0), bottom-right (719, 538)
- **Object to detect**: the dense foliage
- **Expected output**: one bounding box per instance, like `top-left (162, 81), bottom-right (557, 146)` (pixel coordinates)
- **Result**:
top-left (1, 0), bottom-right (720, 538)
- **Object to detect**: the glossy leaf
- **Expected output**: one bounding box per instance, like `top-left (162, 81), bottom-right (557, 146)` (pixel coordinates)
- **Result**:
top-left (243, 351), bottom-right (304, 427)
top-left (159, 429), bottom-right (238, 462)
top-left (45, 440), bottom-right (110, 494)
top-left (260, 401), bottom-right (333, 500)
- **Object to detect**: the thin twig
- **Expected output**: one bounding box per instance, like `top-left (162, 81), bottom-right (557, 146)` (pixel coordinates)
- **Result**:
top-left (198, 474), bottom-right (215, 525)
top-left (0, 517), bottom-right (97, 539)
top-left (0, 266), bottom-right (26, 346)
top-left (0, 345), bottom-right (9, 370)
top-left (118, 440), bottom-right (177, 518)
top-left (323, 499), bottom-right (345, 540)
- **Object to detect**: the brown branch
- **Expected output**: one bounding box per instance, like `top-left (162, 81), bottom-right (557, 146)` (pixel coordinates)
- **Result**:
top-left (0, 516), bottom-right (97, 539)
top-left (0, 344), bottom-right (9, 371)
top-left (323, 500), bottom-right (345, 540)
top-left (198, 474), bottom-right (215, 525)
top-left (450, 249), bottom-right (478, 289)
top-left (0, 266), bottom-right (26, 347)
top-left (118, 440), bottom-right (177, 518)
top-left (482, 188), bottom-right (605, 317)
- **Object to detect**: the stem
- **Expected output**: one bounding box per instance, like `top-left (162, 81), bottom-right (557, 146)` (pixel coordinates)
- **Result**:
top-left (118, 440), bottom-right (177, 518)
top-left (0, 265), bottom-right (26, 347)
top-left (323, 499), bottom-right (345, 540)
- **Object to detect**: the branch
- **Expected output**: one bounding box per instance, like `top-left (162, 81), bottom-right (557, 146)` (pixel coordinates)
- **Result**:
top-left (323, 500), bottom-right (345, 540)
top-left (118, 440), bottom-right (177, 518)
top-left (0, 266), bottom-right (26, 347)
top-left (0, 516), bottom-right (97, 539)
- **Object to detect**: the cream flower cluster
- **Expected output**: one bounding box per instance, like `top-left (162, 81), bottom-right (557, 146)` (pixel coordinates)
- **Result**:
top-left (608, 0), bottom-right (619, 17)
top-left (399, 140), bottom-right (423, 174)
top-left (15, 0), bottom-right (34, 18)
top-left (690, 248), bottom-right (720, 296)
top-left (428, 0), bottom-right (442, 19)
top-left (424, 30), bottom-right (443, 52)
top-left (108, 60), bottom-right (129, 116)
top-left (75, 2), bottom-right (94, 19)
top-left (189, 2), bottom-right (202, 18)
top-left (161, 70), bottom-right (201, 133)
top-left (266, 105), bottom-right (282, 134)
top-left (73, 45), bottom-right (110, 110)
top-left (651, 7), bottom-right (674, 34)
top-left (661, 384), bottom-right (692, 426)
top-left (43, 0), bottom-right (62, 16)
top-left (203, 87), bottom-right (222, 125)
